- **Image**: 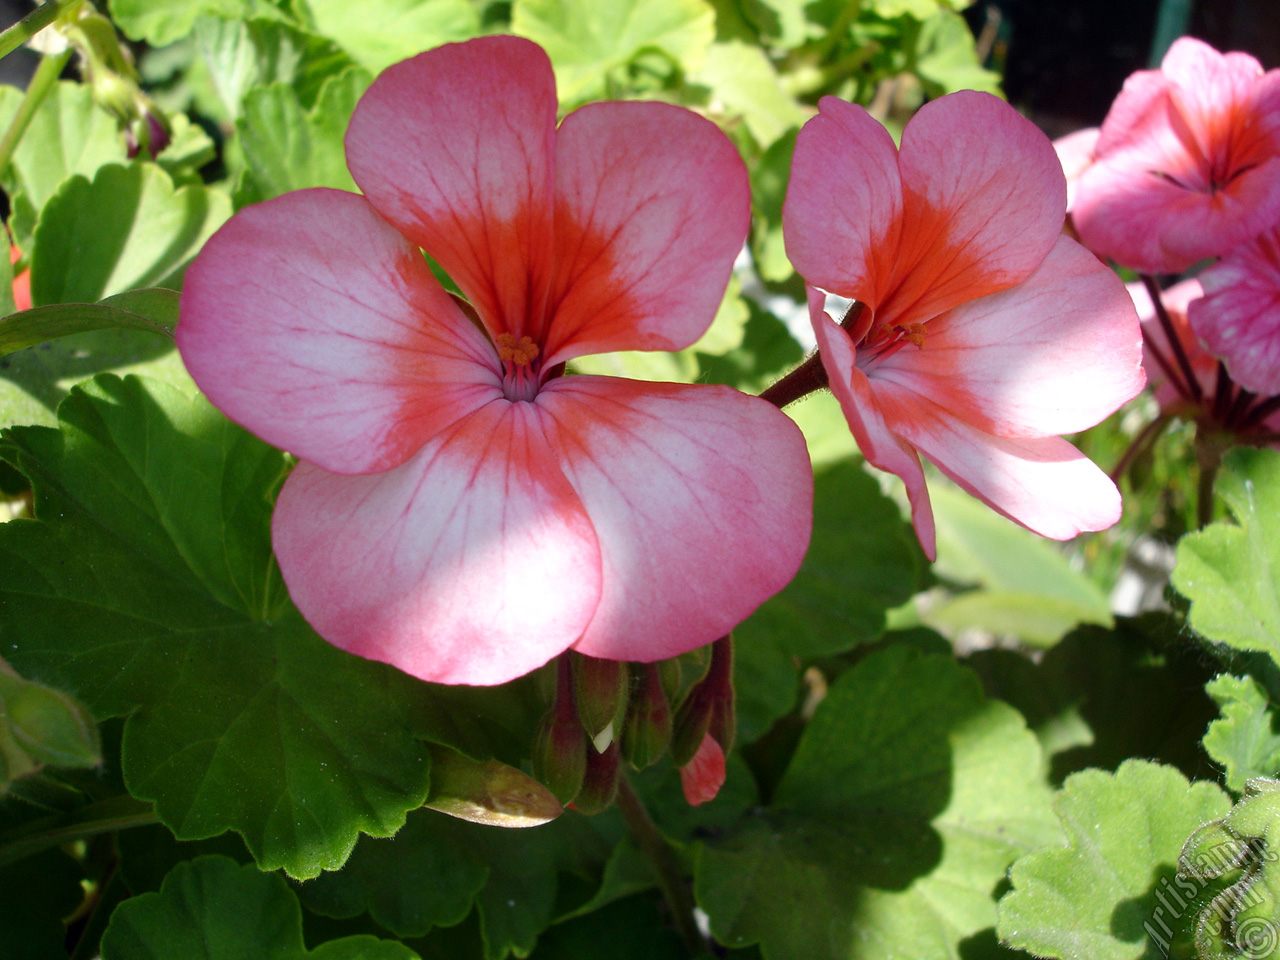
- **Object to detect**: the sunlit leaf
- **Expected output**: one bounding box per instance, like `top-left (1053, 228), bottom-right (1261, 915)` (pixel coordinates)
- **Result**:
top-left (998, 760), bottom-right (1230, 960)
top-left (1173, 448), bottom-right (1280, 664)
top-left (696, 644), bottom-right (1059, 959)
top-left (298, 0), bottom-right (480, 74)
top-left (1204, 675), bottom-right (1280, 793)
top-left (30, 164), bottom-right (230, 306)
top-left (0, 289), bottom-right (177, 356)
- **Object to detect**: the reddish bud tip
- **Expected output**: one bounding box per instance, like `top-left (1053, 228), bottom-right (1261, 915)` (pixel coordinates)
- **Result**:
top-left (679, 733), bottom-right (726, 806)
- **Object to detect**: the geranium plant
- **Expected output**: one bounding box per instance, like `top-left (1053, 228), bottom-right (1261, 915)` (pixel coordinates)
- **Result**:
top-left (2, 3), bottom-right (1280, 960)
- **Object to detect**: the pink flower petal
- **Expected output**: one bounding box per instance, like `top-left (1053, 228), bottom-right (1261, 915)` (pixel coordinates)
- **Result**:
top-left (1074, 39), bottom-right (1280, 273)
top-left (885, 90), bottom-right (1066, 327)
top-left (535, 376), bottom-right (812, 662)
top-left (879, 388), bottom-right (1123, 540)
top-left (1054, 127), bottom-right (1099, 213)
top-left (345, 36), bottom-right (557, 341)
top-left (272, 400), bottom-right (603, 687)
top-left (811, 294), bottom-right (936, 560)
top-left (872, 236), bottom-right (1145, 440)
top-left (1191, 226), bottom-right (1280, 396)
top-left (680, 733), bottom-right (726, 806)
top-left (177, 189), bottom-right (500, 475)
top-left (541, 101), bottom-right (749, 365)
top-left (783, 95), bottom-right (903, 305)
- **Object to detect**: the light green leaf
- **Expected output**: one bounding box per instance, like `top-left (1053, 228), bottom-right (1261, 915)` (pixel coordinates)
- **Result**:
top-left (0, 375), bottom-right (539, 877)
top-left (690, 276), bottom-right (750, 356)
top-left (30, 163), bottom-right (230, 306)
top-left (512, 0), bottom-right (716, 102)
top-left (0, 82), bottom-right (127, 250)
top-left (925, 481), bottom-right (1113, 647)
top-left (692, 41), bottom-right (806, 148)
top-left (697, 645), bottom-right (1059, 959)
top-left (869, 0), bottom-right (940, 18)
top-left (998, 760), bottom-right (1231, 960)
top-left (914, 10), bottom-right (1003, 97)
top-left (1205, 675), bottom-right (1280, 793)
top-left (108, 0), bottom-right (286, 46)
top-left (734, 459), bottom-right (927, 742)
top-left (748, 129), bottom-right (796, 283)
top-left (194, 15), bottom-right (356, 120)
top-left (568, 348), bottom-right (699, 384)
top-left (0, 289), bottom-right (178, 356)
top-left (101, 855), bottom-right (421, 959)
top-left (1174, 448), bottom-right (1280, 664)
top-left (298, 0), bottom-right (481, 74)
top-left (236, 67), bottom-right (370, 201)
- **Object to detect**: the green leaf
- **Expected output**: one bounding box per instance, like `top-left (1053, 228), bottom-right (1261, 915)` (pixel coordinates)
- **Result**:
top-left (30, 163), bottom-right (230, 306)
top-left (0, 328), bottom-right (187, 430)
top-left (967, 617), bottom-right (1220, 785)
top-left (0, 289), bottom-right (178, 356)
top-left (696, 645), bottom-right (1059, 959)
top-left (236, 67), bottom-right (370, 201)
top-left (1173, 448), bottom-right (1280, 664)
top-left (999, 761), bottom-right (1232, 960)
top-left (914, 10), bottom-right (1003, 97)
top-left (0, 82), bottom-right (128, 249)
top-left (1205, 675), bottom-right (1280, 793)
top-left (748, 129), bottom-right (796, 283)
top-left (511, 0), bottom-right (716, 102)
top-left (101, 855), bottom-right (421, 959)
top-left (527, 894), bottom-right (685, 959)
top-left (296, 807), bottom-right (612, 959)
top-left (691, 41), bottom-right (806, 148)
top-left (108, 0), bottom-right (287, 46)
top-left (298, 0), bottom-right (481, 74)
top-left (691, 276), bottom-right (750, 356)
top-left (0, 849), bottom-right (84, 960)
top-left (0, 375), bottom-right (534, 877)
top-left (734, 458), bottom-right (927, 742)
top-left (194, 16), bottom-right (356, 120)
top-left (925, 481), bottom-right (1113, 647)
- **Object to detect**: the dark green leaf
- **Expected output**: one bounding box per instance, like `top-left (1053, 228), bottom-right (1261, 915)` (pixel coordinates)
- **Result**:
top-left (734, 459), bottom-right (927, 742)
top-left (0, 375), bottom-right (534, 877)
top-left (101, 855), bottom-right (421, 959)
top-left (0, 849), bottom-right (84, 960)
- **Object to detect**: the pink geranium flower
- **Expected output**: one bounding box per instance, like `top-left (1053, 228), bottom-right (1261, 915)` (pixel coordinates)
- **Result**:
top-left (177, 37), bottom-right (812, 686)
top-left (783, 91), bottom-right (1145, 559)
top-left (1073, 37), bottom-right (1280, 274)
top-left (1190, 225), bottom-right (1280, 396)
top-left (1053, 126), bottom-right (1099, 215)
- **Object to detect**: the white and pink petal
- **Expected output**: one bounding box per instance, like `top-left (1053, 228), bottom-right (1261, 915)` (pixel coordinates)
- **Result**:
top-left (345, 36), bottom-right (557, 340)
top-left (542, 101), bottom-right (750, 364)
top-left (177, 188), bottom-right (500, 476)
top-left (534, 376), bottom-right (812, 662)
top-left (272, 400), bottom-right (603, 687)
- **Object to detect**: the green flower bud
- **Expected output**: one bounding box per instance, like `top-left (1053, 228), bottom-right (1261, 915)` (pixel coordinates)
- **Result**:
top-left (572, 653), bottom-right (628, 743)
top-left (424, 745), bottom-right (561, 828)
top-left (620, 663), bottom-right (671, 770)
top-left (571, 740), bottom-right (620, 816)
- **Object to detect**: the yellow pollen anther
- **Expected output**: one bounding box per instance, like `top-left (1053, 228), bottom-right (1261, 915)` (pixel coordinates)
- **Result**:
top-left (898, 323), bottom-right (928, 348)
top-left (496, 333), bottom-right (539, 366)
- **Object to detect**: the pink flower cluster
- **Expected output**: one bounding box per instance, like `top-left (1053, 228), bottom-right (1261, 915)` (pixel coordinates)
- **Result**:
top-left (1062, 37), bottom-right (1280, 422)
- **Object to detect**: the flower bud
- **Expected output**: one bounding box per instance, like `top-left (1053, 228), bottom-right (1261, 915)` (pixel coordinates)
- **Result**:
top-left (679, 733), bottom-right (726, 807)
top-left (424, 745), bottom-right (561, 828)
top-left (671, 636), bottom-right (734, 767)
top-left (571, 739), bottom-right (620, 816)
top-left (620, 663), bottom-right (671, 770)
top-left (0, 664), bottom-right (99, 771)
top-left (572, 653), bottom-right (627, 746)
top-left (532, 656), bottom-right (587, 804)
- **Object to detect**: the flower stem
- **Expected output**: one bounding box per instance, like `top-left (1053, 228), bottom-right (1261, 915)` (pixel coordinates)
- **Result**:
top-left (0, 0), bottom-right (82, 62)
top-left (1194, 428), bottom-right (1226, 528)
top-left (0, 49), bottom-right (72, 179)
top-left (759, 352), bottom-right (828, 409)
top-left (615, 773), bottom-right (704, 955)
top-left (1141, 274), bottom-right (1202, 403)
top-left (1109, 413), bottom-right (1171, 484)
top-left (0, 794), bottom-right (156, 868)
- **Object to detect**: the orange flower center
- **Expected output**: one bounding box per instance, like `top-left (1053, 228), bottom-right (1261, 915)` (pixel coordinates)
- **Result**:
top-left (496, 333), bottom-right (539, 366)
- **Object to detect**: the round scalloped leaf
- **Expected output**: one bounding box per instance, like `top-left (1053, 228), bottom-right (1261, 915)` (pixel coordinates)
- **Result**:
top-left (100, 855), bottom-right (420, 959)
top-left (1173, 448), bottom-right (1280, 664)
top-left (1205, 675), bottom-right (1280, 793)
top-left (998, 760), bottom-right (1231, 960)
top-left (694, 644), bottom-right (1058, 960)
top-left (0, 375), bottom-right (535, 878)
